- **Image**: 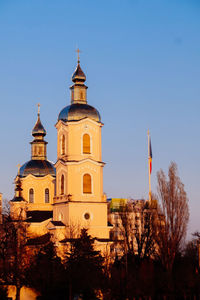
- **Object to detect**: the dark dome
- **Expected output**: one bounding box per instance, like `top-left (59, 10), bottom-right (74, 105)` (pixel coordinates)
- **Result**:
top-left (72, 63), bottom-right (86, 82)
top-left (32, 116), bottom-right (46, 137)
top-left (58, 103), bottom-right (101, 123)
top-left (20, 160), bottom-right (56, 177)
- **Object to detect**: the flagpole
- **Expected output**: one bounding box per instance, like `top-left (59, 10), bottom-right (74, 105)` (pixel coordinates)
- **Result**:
top-left (148, 130), bottom-right (152, 203)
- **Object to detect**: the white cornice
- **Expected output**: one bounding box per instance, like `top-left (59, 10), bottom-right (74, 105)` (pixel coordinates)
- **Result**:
top-left (55, 117), bottom-right (104, 128)
top-left (55, 158), bottom-right (105, 168)
top-left (21, 174), bottom-right (55, 181)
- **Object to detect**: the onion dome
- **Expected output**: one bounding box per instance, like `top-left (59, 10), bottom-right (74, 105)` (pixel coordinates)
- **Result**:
top-left (10, 174), bottom-right (24, 202)
top-left (32, 105), bottom-right (46, 137)
top-left (18, 105), bottom-right (56, 178)
top-left (58, 103), bottom-right (101, 123)
top-left (20, 160), bottom-right (56, 178)
top-left (72, 63), bottom-right (86, 83)
top-left (58, 52), bottom-right (101, 123)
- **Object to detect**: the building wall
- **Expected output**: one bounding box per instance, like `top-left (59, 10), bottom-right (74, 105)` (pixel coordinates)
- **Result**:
top-left (54, 114), bottom-right (110, 240)
top-left (20, 174), bottom-right (55, 211)
top-left (56, 118), bottom-right (102, 162)
top-left (7, 285), bottom-right (39, 300)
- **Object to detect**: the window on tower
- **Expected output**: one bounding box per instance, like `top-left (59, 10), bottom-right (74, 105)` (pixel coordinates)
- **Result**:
top-left (61, 175), bottom-right (64, 195)
top-left (83, 173), bottom-right (92, 194)
top-left (83, 134), bottom-right (90, 154)
top-left (45, 188), bottom-right (49, 203)
top-left (59, 212), bottom-right (63, 221)
top-left (61, 135), bottom-right (65, 155)
top-left (38, 146), bottom-right (42, 155)
top-left (29, 188), bottom-right (34, 203)
top-left (71, 90), bottom-right (74, 101)
top-left (80, 91), bottom-right (84, 100)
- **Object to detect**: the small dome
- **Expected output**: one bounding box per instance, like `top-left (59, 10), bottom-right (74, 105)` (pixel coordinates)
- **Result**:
top-left (10, 196), bottom-right (24, 202)
top-left (72, 63), bottom-right (86, 82)
top-left (58, 103), bottom-right (101, 123)
top-left (32, 115), bottom-right (46, 137)
top-left (20, 160), bottom-right (56, 177)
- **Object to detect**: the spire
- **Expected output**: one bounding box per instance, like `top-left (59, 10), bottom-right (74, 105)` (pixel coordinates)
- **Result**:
top-left (31, 105), bottom-right (47, 160)
top-left (32, 103), bottom-right (46, 137)
top-left (10, 165), bottom-right (24, 202)
top-left (72, 63), bottom-right (86, 83)
top-left (76, 48), bottom-right (80, 64)
top-left (70, 49), bottom-right (88, 104)
top-left (72, 50), bottom-right (86, 83)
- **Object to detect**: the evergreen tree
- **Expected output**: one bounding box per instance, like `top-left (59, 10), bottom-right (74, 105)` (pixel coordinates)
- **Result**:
top-left (27, 239), bottom-right (66, 300)
top-left (0, 286), bottom-right (8, 300)
top-left (0, 214), bottom-right (30, 300)
top-left (65, 228), bottom-right (105, 300)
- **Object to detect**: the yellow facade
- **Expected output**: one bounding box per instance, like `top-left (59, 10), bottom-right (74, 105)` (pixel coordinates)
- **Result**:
top-left (20, 174), bottom-right (55, 211)
top-left (7, 286), bottom-right (39, 300)
top-left (53, 61), bottom-right (110, 240)
top-left (10, 58), bottom-right (110, 251)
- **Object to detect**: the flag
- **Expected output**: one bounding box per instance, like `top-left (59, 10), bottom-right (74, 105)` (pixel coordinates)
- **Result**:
top-left (149, 137), bottom-right (152, 174)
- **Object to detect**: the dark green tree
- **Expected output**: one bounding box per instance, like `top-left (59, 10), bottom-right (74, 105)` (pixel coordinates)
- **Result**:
top-left (27, 238), bottom-right (66, 300)
top-left (0, 286), bottom-right (8, 300)
top-left (65, 228), bottom-right (105, 300)
top-left (0, 213), bottom-right (30, 300)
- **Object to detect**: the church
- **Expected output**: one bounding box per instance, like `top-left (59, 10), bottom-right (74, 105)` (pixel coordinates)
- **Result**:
top-left (9, 55), bottom-right (111, 251)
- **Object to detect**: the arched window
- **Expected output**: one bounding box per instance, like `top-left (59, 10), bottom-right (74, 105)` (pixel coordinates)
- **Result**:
top-left (61, 175), bottom-right (64, 195)
top-left (71, 90), bottom-right (74, 101)
top-left (83, 173), bottom-right (92, 194)
top-left (83, 134), bottom-right (90, 154)
top-left (58, 212), bottom-right (63, 221)
top-left (29, 188), bottom-right (34, 203)
top-left (61, 135), bottom-right (65, 155)
top-left (45, 188), bottom-right (49, 203)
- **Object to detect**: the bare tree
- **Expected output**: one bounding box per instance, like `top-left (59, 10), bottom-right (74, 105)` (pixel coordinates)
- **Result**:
top-left (116, 200), bottom-right (157, 260)
top-left (134, 201), bottom-right (157, 259)
top-left (118, 201), bottom-right (135, 254)
top-left (155, 162), bottom-right (189, 271)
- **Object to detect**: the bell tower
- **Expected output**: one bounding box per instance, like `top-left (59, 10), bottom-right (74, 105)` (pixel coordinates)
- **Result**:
top-left (70, 49), bottom-right (88, 104)
top-left (53, 55), bottom-right (109, 239)
top-left (31, 104), bottom-right (47, 160)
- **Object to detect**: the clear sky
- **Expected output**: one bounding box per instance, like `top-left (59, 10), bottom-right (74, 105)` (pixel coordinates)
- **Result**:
top-left (0, 0), bottom-right (199, 238)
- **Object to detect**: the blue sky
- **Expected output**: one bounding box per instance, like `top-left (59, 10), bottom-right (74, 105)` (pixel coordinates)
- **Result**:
top-left (0, 0), bottom-right (199, 237)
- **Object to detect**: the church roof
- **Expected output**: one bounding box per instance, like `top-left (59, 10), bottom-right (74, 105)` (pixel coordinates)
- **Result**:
top-left (27, 210), bottom-right (53, 223)
top-left (27, 233), bottom-right (51, 246)
top-left (72, 63), bottom-right (86, 82)
top-left (10, 196), bottom-right (24, 202)
top-left (20, 159), bottom-right (56, 177)
top-left (51, 220), bottom-right (65, 227)
top-left (32, 110), bottom-right (46, 137)
top-left (60, 236), bottom-right (111, 244)
top-left (58, 103), bottom-right (101, 123)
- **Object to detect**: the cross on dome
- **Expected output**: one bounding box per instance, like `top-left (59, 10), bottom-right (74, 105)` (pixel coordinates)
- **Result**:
top-left (76, 48), bottom-right (81, 63)
top-left (37, 103), bottom-right (40, 116)
top-left (32, 104), bottom-right (46, 138)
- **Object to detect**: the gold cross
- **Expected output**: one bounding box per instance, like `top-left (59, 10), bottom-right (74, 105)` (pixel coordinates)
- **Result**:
top-left (76, 48), bottom-right (81, 62)
top-left (17, 164), bottom-right (21, 175)
top-left (37, 103), bottom-right (40, 115)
